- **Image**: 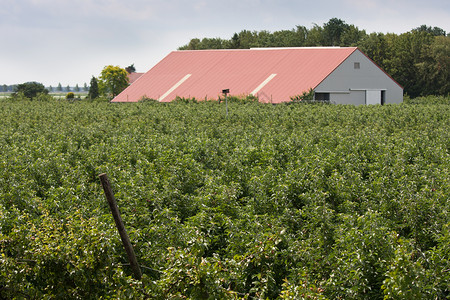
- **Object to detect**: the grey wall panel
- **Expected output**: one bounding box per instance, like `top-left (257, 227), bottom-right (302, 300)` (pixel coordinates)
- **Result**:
top-left (315, 49), bottom-right (403, 104)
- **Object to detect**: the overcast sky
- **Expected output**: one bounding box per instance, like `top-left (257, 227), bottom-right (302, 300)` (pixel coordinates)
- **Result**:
top-left (1, 0), bottom-right (449, 87)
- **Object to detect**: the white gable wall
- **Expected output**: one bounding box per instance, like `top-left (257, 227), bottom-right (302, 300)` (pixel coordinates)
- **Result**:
top-left (314, 49), bottom-right (403, 105)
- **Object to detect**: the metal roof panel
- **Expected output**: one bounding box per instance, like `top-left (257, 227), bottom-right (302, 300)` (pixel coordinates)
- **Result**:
top-left (112, 47), bottom-right (358, 103)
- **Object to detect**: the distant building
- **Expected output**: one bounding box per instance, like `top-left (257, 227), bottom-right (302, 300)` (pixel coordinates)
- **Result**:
top-left (127, 72), bottom-right (144, 84)
top-left (113, 47), bottom-right (403, 105)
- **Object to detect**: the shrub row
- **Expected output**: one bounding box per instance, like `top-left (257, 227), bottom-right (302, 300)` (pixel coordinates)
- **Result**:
top-left (0, 99), bottom-right (448, 298)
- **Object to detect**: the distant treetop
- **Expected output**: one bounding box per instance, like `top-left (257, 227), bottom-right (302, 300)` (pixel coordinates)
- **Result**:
top-left (177, 18), bottom-right (449, 97)
top-left (13, 82), bottom-right (48, 100)
top-left (125, 64), bottom-right (136, 74)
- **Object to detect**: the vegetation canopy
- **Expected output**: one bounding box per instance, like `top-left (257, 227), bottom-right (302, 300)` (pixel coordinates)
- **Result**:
top-left (179, 18), bottom-right (449, 98)
top-left (12, 81), bottom-right (48, 100)
top-left (98, 65), bottom-right (129, 99)
top-left (0, 97), bottom-right (448, 299)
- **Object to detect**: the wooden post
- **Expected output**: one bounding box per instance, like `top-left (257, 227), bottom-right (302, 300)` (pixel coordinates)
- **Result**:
top-left (226, 93), bottom-right (228, 117)
top-left (99, 173), bottom-right (142, 280)
top-left (222, 89), bottom-right (229, 117)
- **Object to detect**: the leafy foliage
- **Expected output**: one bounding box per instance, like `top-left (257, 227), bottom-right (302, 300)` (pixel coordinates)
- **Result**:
top-left (13, 82), bottom-right (48, 100)
top-left (0, 98), bottom-right (449, 298)
top-left (178, 18), bottom-right (449, 97)
top-left (125, 64), bottom-right (136, 74)
top-left (87, 76), bottom-right (99, 100)
top-left (98, 65), bottom-right (129, 99)
top-left (289, 88), bottom-right (315, 103)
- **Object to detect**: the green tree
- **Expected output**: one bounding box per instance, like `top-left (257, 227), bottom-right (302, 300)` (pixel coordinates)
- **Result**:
top-left (13, 82), bottom-right (48, 99)
top-left (230, 33), bottom-right (240, 48)
top-left (125, 64), bottom-right (136, 74)
top-left (237, 30), bottom-right (258, 48)
top-left (272, 29), bottom-right (303, 47)
top-left (323, 18), bottom-right (350, 46)
top-left (2, 84), bottom-right (7, 92)
top-left (87, 76), bottom-right (99, 99)
top-left (255, 30), bottom-right (274, 47)
top-left (179, 38), bottom-right (200, 50)
top-left (413, 25), bottom-right (446, 36)
top-left (358, 32), bottom-right (388, 68)
top-left (57, 83), bottom-right (62, 92)
top-left (415, 35), bottom-right (450, 95)
top-left (295, 25), bottom-right (309, 46)
top-left (305, 24), bottom-right (324, 46)
top-left (340, 25), bottom-right (366, 46)
top-left (382, 31), bottom-right (435, 97)
top-left (83, 83), bottom-right (88, 92)
top-left (74, 84), bottom-right (80, 92)
top-left (98, 65), bottom-right (129, 99)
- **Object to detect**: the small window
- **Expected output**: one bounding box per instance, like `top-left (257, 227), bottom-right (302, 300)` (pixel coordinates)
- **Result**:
top-left (354, 62), bottom-right (360, 69)
top-left (315, 93), bottom-right (330, 101)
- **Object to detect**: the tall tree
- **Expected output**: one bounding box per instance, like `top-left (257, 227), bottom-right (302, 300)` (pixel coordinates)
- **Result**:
top-left (358, 33), bottom-right (388, 68)
top-left (382, 31), bottom-right (435, 97)
top-left (230, 33), bottom-right (240, 49)
top-left (340, 25), bottom-right (366, 46)
top-left (125, 64), bottom-right (136, 74)
top-left (295, 25), bottom-right (309, 46)
top-left (74, 84), bottom-right (80, 92)
top-left (87, 76), bottom-right (99, 99)
top-left (413, 25), bottom-right (446, 36)
top-left (99, 65), bottom-right (129, 99)
top-left (272, 29), bottom-right (303, 47)
top-left (237, 30), bottom-right (258, 49)
top-left (323, 18), bottom-right (350, 46)
top-left (179, 38), bottom-right (201, 50)
top-left (415, 35), bottom-right (450, 95)
top-left (2, 84), bottom-right (7, 92)
top-left (256, 30), bottom-right (274, 47)
top-left (57, 83), bottom-right (62, 92)
top-left (305, 24), bottom-right (323, 46)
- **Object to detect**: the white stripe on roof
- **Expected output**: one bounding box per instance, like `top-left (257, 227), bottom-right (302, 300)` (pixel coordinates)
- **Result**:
top-left (158, 74), bottom-right (192, 101)
top-left (251, 74), bottom-right (277, 95)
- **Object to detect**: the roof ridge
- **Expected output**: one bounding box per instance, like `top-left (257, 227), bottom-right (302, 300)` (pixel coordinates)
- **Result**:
top-left (250, 46), bottom-right (355, 50)
top-left (177, 47), bottom-right (357, 53)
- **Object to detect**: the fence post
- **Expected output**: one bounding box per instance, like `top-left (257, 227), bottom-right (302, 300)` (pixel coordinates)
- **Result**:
top-left (99, 173), bottom-right (142, 280)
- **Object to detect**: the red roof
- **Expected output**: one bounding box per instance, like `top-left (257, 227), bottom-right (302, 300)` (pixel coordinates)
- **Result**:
top-left (127, 72), bottom-right (144, 84)
top-left (113, 47), bottom-right (358, 103)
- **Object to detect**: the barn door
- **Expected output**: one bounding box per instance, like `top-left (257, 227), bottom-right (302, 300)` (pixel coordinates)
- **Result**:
top-left (366, 90), bottom-right (382, 105)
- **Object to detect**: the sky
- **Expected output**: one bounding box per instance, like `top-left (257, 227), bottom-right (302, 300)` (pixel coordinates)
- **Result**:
top-left (1, 0), bottom-right (449, 87)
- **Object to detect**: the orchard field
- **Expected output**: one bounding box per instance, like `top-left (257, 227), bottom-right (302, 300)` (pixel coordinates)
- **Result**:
top-left (0, 98), bottom-right (449, 299)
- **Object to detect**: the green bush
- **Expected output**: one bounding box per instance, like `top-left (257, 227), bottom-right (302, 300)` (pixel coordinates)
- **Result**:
top-left (403, 95), bottom-right (450, 105)
top-left (66, 92), bottom-right (75, 99)
top-left (13, 82), bottom-right (48, 100)
top-left (289, 88), bottom-right (315, 103)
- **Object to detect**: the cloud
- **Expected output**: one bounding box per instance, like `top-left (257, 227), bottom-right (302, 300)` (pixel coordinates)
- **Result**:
top-left (21, 0), bottom-right (159, 21)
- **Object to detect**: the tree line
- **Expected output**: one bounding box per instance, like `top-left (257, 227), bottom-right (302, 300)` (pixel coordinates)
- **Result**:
top-left (48, 83), bottom-right (89, 93)
top-left (4, 64), bottom-right (132, 101)
top-left (179, 18), bottom-right (449, 98)
top-left (1, 83), bottom-right (89, 93)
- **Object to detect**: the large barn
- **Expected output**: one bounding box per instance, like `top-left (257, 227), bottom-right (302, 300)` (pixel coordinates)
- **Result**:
top-left (112, 47), bottom-right (403, 105)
